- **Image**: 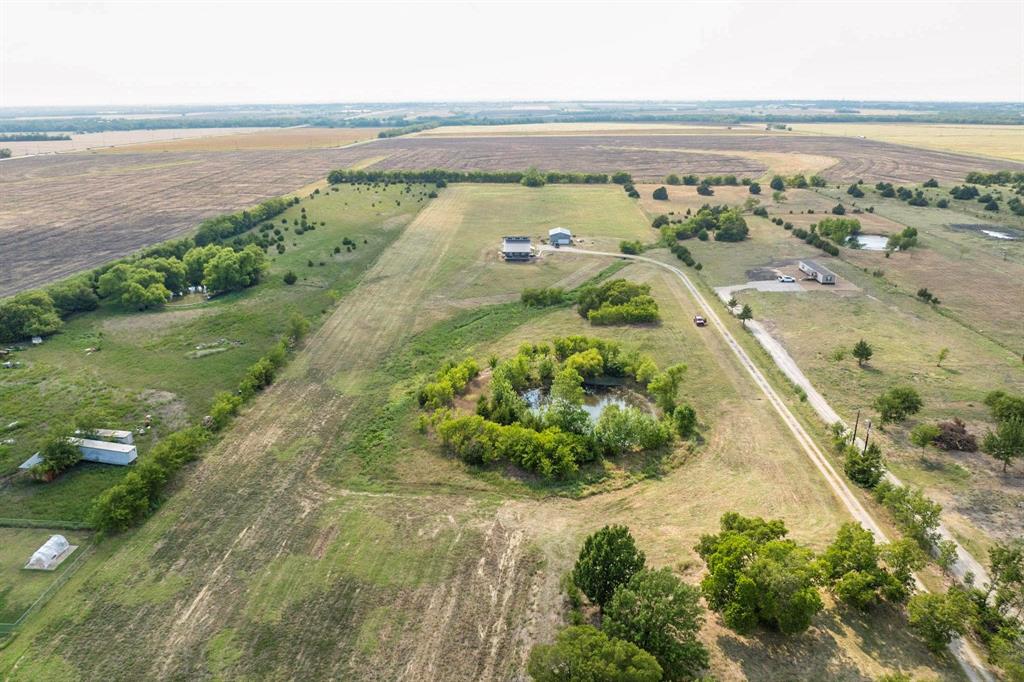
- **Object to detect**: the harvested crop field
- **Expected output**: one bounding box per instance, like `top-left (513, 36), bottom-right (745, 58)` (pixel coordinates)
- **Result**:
top-left (99, 127), bottom-right (384, 153)
top-left (792, 123), bottom-right (1024, 162)
top-left (0, 147), bottom-right (392, 296)
top-left (328, 133), bottom-right (1024, 184)
top-left (0, 128), bottom-right (270, 157)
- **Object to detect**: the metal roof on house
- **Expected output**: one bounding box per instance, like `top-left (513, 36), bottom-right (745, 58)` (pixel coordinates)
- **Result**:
top-left (799, 259), bottom-right (836, 276)
top-left (70, 437), bottom-right (136, 453)
top-left (549, 227), bottom-right (572, 237)
top-left (18, 452), bottom-right (43, 469)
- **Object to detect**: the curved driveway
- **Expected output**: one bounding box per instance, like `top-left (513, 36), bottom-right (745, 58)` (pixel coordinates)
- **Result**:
top-left (544, 245), bottom-right (993, 682)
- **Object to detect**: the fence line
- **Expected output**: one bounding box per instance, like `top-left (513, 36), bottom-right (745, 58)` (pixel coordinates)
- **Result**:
top-left (0, 544), bottom-right (93, 635)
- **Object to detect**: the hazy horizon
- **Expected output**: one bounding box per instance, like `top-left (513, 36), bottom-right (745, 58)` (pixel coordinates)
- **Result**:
top-left (3, 0), bottom-right (1022, 108)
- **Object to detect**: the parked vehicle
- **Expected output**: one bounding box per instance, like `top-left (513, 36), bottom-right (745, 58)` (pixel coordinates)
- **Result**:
top-left (777, 275), bottom-right (796, 283)
top-left (693, 315), bottom-right (707, 327)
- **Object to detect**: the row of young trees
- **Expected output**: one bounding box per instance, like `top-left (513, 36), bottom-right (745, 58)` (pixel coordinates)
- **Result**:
top-left (327, 168), bottom-right (616, 186)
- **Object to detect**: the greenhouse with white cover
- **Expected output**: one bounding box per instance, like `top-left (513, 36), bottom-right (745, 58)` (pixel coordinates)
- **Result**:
top-left (24, 534), bottom-right (76, 571)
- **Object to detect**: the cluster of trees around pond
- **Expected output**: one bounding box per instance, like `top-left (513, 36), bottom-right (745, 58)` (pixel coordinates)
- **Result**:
top-left (420, 336), bottom-right (696, 479)
top-left (0, 197), bottom-right (295, 342)
top-left (529, 518), bottom-right (1024, 680)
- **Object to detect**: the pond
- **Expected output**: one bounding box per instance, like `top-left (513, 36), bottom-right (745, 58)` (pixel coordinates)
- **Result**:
top-left (848, 234), bottom-right (890, 251)
top-left (522, 384), bottom-right (651, 422)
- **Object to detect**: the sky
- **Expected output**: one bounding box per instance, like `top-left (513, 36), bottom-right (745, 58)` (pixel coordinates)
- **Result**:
top-left (2, 0), bottom-right (1022, 108)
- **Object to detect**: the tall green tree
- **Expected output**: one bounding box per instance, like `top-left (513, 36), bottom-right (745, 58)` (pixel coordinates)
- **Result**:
top-left (983, 418), bottom-right (1024, 472)
top-left (738, 305), bottom-right (753, 327)
top-left (604, 568), bottom-right (709, 681)
top-left (907, 589), bottom-right (976, 653)
top-left (0, 290), bottom-right (63, 342)
top-left (852, 339), bottom-right (873, 366)
top-left (573, 525), bottom-right (647, 609)
top-left (696, 513), bottom-right (822, 635)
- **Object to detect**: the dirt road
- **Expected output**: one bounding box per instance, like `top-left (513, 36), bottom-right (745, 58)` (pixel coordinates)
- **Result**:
top-left (545, 246), bottom-right (994, 682)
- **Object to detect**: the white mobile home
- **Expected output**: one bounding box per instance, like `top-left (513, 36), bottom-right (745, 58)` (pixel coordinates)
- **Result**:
top-left (798, 259), bottom-right (837, 285)
top-left (72, 437), bottom-right (138, 465)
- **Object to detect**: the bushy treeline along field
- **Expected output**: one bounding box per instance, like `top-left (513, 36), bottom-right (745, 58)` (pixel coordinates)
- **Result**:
top-left (0, 122), bottom-right (1023, 681)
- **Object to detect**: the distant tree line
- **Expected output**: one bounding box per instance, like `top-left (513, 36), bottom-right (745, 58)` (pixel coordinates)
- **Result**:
top-left (327, 168), bottom-right (613, 185)
top-left (377, 122), bottom-right (440, 138)
top-left (0, 132), bottom-right (72, 142)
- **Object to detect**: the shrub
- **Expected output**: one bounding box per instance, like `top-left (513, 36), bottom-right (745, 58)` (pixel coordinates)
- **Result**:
top-left (283, 270), bottom-right (297, 285)
top-left (873, 386), bottom-right (923, 424)
top-left (652, 186), bottom-right (669, 200)
top-left (0, 290), bottom-right (63, 342)
top-left (619, 240), bottom-right (644, 255)
top-left (527, 625), bottom-right (662, 682)
top-left (844, 442), bottom-right (885, 488)
top-left (30, 433), bottom-right (82, 480)
top-left (521, 287), bottom-right (566, 307)
top-left (208, 391), bottom-right (243, 430)
top-left (908, 589), bottom-right (976, 652)
top-left (910, 423), bottom-right (941, 449)
top-left (873, 481), bottom-right (942, 550)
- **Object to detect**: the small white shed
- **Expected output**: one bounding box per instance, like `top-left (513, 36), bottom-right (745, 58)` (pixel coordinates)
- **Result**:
top-left (548, 227), bottom-right (572, 246)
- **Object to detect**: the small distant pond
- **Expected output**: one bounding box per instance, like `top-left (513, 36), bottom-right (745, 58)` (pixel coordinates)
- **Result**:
top-left (522, 384), bottom-right (651, 422)
top-left (848, 234), bottom-right (890, 251)
top-left (980, 229), bottom-right (1017, 240)
top-left (949, 223), bottom-right (1022, 241)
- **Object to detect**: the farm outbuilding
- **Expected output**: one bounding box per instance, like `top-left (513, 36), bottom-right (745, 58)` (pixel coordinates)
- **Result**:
top-left (798, 259), bottom-right (837, 285)
top-left (24, 534), bottom-right (76, 571)
top-left (548, 227), bottom-right (572, 246)
top-left (18, 437), bottom-right (138, 471)
top-left (73, 437), bottom-right (138, 465)
top-left (502, 236), bottom-right (533, 261)
top-left (79, 428), bottom-right (135, 445)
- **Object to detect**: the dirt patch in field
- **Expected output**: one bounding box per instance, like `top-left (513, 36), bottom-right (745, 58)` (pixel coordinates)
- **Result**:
top-left (139, 389), bottom-right (189, 430)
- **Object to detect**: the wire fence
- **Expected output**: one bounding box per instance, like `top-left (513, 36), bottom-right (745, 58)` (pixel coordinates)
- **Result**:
top-left (0, 518), bottom-right (93, 531)
top-left (0, 543), bottom-right (93, 635)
